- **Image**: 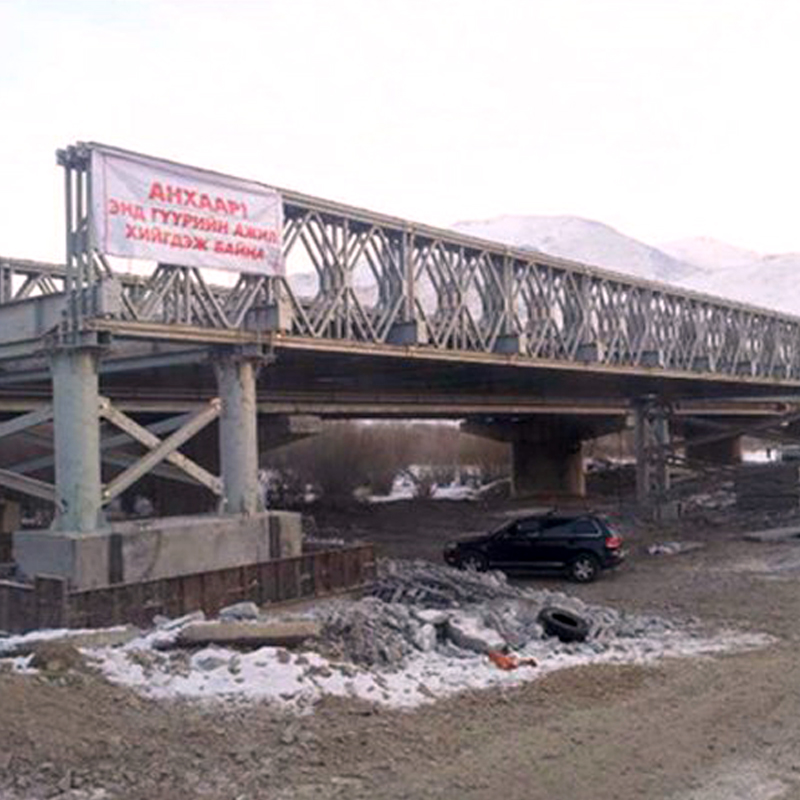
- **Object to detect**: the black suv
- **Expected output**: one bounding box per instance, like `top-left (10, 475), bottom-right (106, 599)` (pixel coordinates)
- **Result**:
top-left (443, 512), bottom-right (624, 582)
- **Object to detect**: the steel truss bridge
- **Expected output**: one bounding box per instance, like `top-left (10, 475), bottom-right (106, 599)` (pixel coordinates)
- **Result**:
top-left (0, 142), bottom-right (799, 395)
top-left (0, 142), bottom-right (799, 531)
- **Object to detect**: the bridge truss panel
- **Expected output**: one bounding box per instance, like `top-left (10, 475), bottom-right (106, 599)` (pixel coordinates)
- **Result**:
top-left (4, 142), bottom-right (800, 385)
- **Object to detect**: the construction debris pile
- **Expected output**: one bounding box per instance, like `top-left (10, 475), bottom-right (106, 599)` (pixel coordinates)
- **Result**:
top-left (0, 557), bottom-right (772, 711)
top-left (311, 559), bottom-right (678, 669)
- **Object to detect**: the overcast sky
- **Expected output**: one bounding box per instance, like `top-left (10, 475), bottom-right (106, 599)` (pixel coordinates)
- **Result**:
top-left (1, 0), bottom-right (799, 263)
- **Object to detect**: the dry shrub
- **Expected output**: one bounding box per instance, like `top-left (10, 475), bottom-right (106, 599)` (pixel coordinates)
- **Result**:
top-left (264, 422), bottom-right (509, 501)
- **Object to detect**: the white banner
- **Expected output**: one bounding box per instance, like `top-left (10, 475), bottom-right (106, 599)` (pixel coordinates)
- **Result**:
top-left (90, 148), bottom-right (283, 274)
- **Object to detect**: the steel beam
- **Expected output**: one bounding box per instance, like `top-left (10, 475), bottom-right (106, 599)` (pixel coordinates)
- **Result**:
top-left (99, 400), bottom-right (222, 499)
top-left (100, 400), bottom-right (221, 502)
top-left (0, 468), bottom-right (55, 502)
top-left (0, 405), bottom-right (53, 440)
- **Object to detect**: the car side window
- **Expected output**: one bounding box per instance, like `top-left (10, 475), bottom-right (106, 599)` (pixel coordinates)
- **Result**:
top-left (539, 518), bottom-right (572, 536)
top-left (516, 518), bottom-right (541, 537)
top-left (571, 519), bottom-right (600, 537)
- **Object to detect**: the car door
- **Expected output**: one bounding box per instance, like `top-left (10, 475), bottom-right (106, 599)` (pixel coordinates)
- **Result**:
top-left (489, 517), bottom-right (542, 567)
top-left (532, 517), bottom-right (574, 567)
top-left (560, 517), bottom-right (603, 563)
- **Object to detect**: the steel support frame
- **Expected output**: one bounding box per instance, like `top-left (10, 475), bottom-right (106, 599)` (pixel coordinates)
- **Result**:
top-left (98, 399), bottom-right (222, 503)
top-left (0, 398), bottom-right (223, 511)
top-left (633, 398), bottom-right (671, 512)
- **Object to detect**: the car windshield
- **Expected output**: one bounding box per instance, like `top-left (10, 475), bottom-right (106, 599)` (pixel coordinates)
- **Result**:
top-left (489, 520), bottom-right (514, 536)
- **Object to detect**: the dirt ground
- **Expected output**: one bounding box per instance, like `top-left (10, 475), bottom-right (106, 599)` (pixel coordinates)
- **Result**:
top-left (3, 496), bottom-right (800, 799)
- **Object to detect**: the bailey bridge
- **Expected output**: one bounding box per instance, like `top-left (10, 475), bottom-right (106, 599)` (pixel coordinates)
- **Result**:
top-left (1, 143), bottom-right (799, 587)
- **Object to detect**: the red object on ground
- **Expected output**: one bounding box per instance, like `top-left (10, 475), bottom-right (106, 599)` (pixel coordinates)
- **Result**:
top-left (487, 650), bottom-right (538, 671)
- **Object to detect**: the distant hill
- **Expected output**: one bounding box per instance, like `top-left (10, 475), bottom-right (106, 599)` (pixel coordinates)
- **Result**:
top-left (678, 253), bottom-right (800, 317)
top-left (451, 215), bottom-right (703, 283)
top-left (283, 213), bottom-right (799, 318)
top-left (659, 236), bottom-right (761, 271)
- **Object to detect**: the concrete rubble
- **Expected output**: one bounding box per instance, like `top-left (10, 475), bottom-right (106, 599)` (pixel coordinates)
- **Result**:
top-left (0, 557), bottom-right (772, 712)
top-left (175, 620), bottom-right (321, 648)
top-left (309, 559), bottom-right (680, 668)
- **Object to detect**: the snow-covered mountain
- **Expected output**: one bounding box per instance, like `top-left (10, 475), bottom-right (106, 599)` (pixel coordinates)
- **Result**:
top-left (451, 215), bottom-right (703, 284)
top-left (678, 253), bottom-right (800, 316)
top-left (659, 236), bottom-right (761, 271)
top-left (283, 211), bottom-right (799, 318)
top-left (451, 216), bottom-right (800, 318)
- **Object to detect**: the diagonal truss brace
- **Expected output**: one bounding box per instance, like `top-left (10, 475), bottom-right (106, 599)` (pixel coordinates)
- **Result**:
top-left (0, 405), bottom-right (53, 441)
top-left (0, 468), bottom-right (56, 502)
top-left (99, 397), bottom-right (223, 503)
top-left (0, 405), bottom-right (57, 501)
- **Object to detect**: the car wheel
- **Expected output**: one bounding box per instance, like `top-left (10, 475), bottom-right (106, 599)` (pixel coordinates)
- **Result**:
top-left (569, 553), bottom-right (600, 583)
top-left (459, 551), bottom-right (488, 571)
top-left (538, 607), bottom-right (590, 642)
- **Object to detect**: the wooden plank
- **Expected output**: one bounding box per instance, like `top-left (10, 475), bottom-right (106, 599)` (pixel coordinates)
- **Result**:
top-left (165, 577), bottom-right (185, 619)
top-left (181, 573), bottom-right (203, 614)
top-left (1, 544), bottom-right (377, 633)
top-left (0, 581), bottom-right (34, 632)
top-left (242, 564), bottom-right (260, 603)
top-left (34, 576), bottom-right (67, 630)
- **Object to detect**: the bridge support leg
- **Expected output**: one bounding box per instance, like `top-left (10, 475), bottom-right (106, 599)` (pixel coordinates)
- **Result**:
top-left (634, 400), bottom-right (672, 514)
top-left (51, 347), bottom-right (103, 532)
top-left (215, 350), bottom-right (264, 515)
top-left (464, 420), bottom-right (586, 498)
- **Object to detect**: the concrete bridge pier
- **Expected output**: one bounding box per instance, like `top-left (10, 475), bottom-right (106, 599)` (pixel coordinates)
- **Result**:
top-left (51, 346), bottom-right (104, 532)
top-left (512, 430), bottom-right (585, 497)
top-left (214, 348), bottom-right (265, 516)
top-left (464, 419), bottom-right (592, 498)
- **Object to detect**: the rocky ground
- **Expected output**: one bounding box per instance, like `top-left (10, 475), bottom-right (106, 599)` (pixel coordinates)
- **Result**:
top-left (2, 496), bottom-right (800, 799)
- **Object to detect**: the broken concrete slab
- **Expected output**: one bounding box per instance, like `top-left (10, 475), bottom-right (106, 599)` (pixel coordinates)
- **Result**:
top-left (412, 623), bottom-right (437, 652)
top-left (413, 609), bottom-right (451, 626)
top-left (743, 526), bottom-right (800, 543)
top-left (218, 601), bottom-right (260, 621)
top-left (154, 610), bottom-right (206, 631)
top-left (0, 625), bottom-right (141, 656)
top-left (175, 620), bottom-right (320, 648)
top-left (446, 613), bottom-right (505, 654)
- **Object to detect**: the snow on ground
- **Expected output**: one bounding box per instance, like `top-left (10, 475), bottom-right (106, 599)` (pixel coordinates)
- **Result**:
top-left (0, 614), bottom-right (773, 713)
top-left (84, 627), bottom-right (770, 710)
top-left (367, 476), bottom-right (481, 504)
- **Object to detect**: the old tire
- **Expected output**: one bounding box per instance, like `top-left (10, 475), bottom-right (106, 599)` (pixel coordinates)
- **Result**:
top-left (538, 607), bottom-right (590, 643)
top-left (459, 551), bottom-right (488, 572)
top-left (569, 553), bottom-right (600, 583)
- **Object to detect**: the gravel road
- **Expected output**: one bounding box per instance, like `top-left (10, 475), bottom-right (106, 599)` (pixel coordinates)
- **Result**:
top-left (2, 499), bottom-right (800, 799)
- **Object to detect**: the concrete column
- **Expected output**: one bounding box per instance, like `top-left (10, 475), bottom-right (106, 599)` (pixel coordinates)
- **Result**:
top-left (215, 352), bottom-right (263, 515)
top-left (51, 348), bottom-right (103, 532)
top-left (686, 435), bottom-right (742, 465)
top-left (512, 436), bottom-right (585, 497)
